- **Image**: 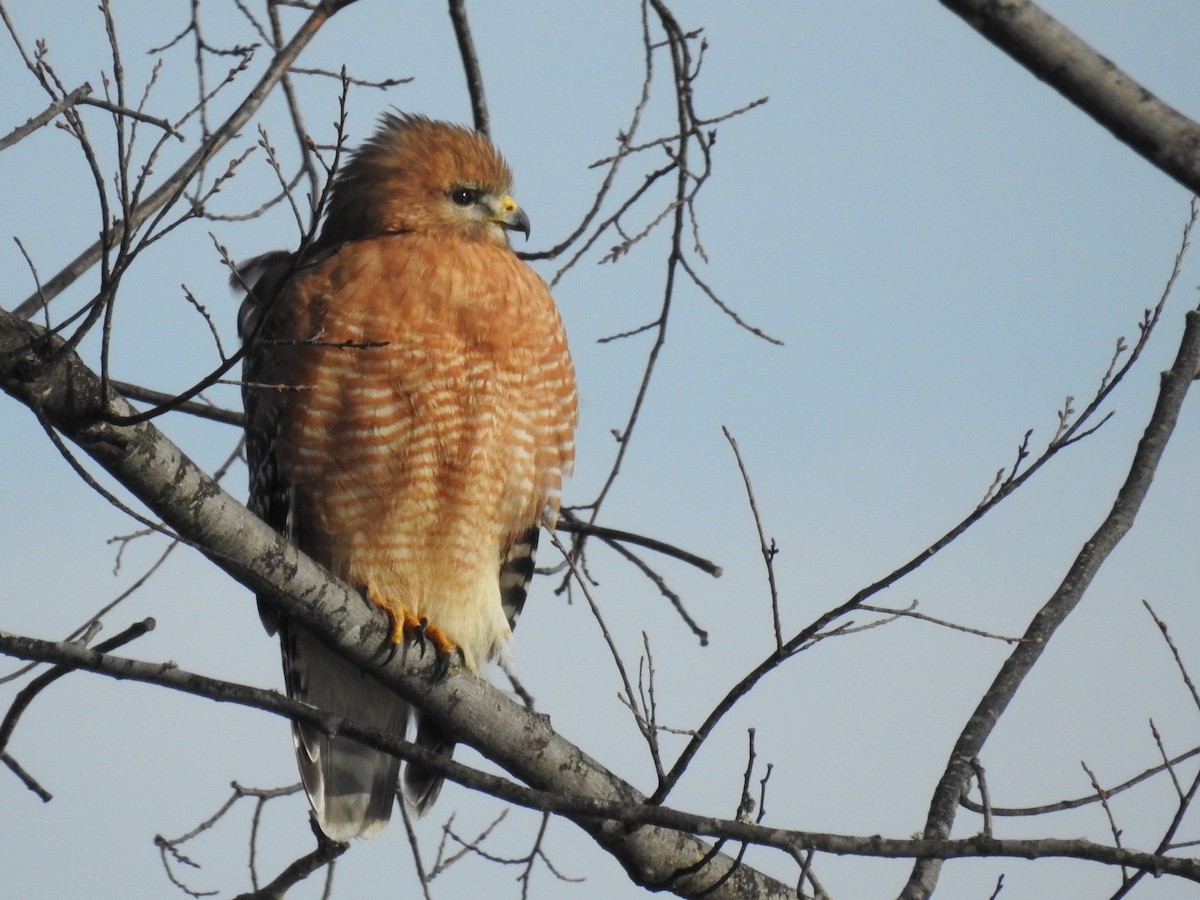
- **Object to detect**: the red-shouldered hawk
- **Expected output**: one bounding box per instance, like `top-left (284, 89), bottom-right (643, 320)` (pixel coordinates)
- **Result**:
top-left (237, 113), bottom-right (577, 840)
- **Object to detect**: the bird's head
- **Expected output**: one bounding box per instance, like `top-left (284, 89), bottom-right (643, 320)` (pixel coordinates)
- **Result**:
top-left (319, 113), bottom-right (531, 249)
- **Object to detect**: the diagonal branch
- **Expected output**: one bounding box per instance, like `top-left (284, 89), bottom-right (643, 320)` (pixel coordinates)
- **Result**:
top-left (0, 305), bottom-right (793, 900)
top-left (939, 0), bottom-right (1200, 196)
top-left (900, 308), bottom-right (1200, 899)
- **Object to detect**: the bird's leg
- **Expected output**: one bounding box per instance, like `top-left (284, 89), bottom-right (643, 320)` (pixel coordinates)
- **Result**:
top-left (365, 587), bottom-right (458, 677)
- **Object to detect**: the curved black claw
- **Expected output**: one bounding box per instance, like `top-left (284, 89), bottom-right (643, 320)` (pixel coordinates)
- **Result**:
top-left (430, 647), bottom-right (454, 681)
top-left (365, 588), bottom-right (402, 666)
top-left (377, 636), bottom-right (401, 667)
top-left (413, 616), bottom-right (431, 657)
top-left (370, 612), bottom-right (401, 666)
top-left (412, 617), bottom-right (454, 679)
top-left (364, 602), bottom-right (458, 677)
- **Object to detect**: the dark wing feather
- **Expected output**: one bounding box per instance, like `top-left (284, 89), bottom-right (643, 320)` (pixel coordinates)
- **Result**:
top-left (499, 526), bottom-right (541, 631)
top-left (238, 250), bottom-right (298, 634)
top-left (238, 250), bottom-right (409, 840)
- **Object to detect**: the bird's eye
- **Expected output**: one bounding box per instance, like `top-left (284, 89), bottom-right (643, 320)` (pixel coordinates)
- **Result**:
top-left (450, 187), bottom-right (479, 207)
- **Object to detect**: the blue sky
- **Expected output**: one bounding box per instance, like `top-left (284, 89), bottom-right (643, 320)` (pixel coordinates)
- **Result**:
top-left (4, 2), bottom-right (1200, 898)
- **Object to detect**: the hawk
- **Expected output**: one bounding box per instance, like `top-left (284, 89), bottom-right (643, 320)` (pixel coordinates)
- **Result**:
top-left (237, 113), bottom-right (577, 840)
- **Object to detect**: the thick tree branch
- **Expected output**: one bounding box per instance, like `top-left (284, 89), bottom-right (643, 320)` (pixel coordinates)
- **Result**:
top-left (0, 305), bottom-right (794, 900)
top-left (939, 0), bottom-right (1200, 195)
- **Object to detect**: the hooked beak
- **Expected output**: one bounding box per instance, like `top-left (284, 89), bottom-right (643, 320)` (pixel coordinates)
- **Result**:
top-left (493, 195), bottom-right (531, 240)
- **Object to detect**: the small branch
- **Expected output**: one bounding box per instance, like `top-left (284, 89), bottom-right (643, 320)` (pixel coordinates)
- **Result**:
top-left (2, 752), bottom-right (51, 801)
top-left (606, 537), bottom-right (709, 645)
top-left (971, 759), bottom-right (993, 838)
top-left (637, 634), bottom-right (666, 782)
top-left (1143, 599), bottom-right (1200, 714)
top-left (286, 66), bottom-right (412, 89)
top-left (1081, 761), bottom-right (1128, 883)
top-left (231, 829), bottom-right (347, 900)
top-left (398, 801), bottom-right (435, 899)
top-left (1148, 719), bottom-right (1185, 801)
top-left (181, 281), bottom-right (228, 360)
top-left (960, 741), bottom-right (1200, 817)
top-left (681, 255), bottom-right (782, 346)
top-left (738, 728), bottom-right (759, 823)
top-left (155, 780), bottom-right (302, 896)
top-left (447, 0), bottom-right (488, 136)
top-left (102, 346), bottom-right (247, 426)
top-left (0, 617), bottom-right (155, 805)
top-left (77, 94), bottom-right (184, 140)
top-left (557, 509), bottom-right (722, 576)
top-left (859, 602), bottom-right (1034, 644)
top-left (548, 531), bottom-right (654, 764)
top-left (0, 82), bottom-right (92, 151)
top-left (76, 378), bottom-right (240, 427)
top-left (434, 812), bottom-right (514, 874)
top-left (723, 427), bottom-right (783, 650)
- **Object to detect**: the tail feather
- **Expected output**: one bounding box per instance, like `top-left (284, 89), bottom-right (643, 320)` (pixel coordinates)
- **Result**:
top-left (402, 716), bottom-right (455, 814)
top-left (284, 625), bottom-right (409, 840)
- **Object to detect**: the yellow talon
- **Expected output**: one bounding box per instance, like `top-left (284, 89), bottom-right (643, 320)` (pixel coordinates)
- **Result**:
top-left (366, 588), bottom-right (458, 658)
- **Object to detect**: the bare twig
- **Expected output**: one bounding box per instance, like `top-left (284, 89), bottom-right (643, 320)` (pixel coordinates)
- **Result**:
top-left (447, 0), bottom-right (488, 136)
top-left (0, 82), bottom-right (91, 150)
top-left (398, 800), bottom-right (435, 900)
top-left (287, 66), bottom-right (411, 89)
top-left (971, 759), bottom-right (994, 839)
top-left (605, 537), bottom-right (710, 645)
top-left (108, 380), bottom-right (242, 426)
top-left (547, 531), bottom-right (654, 763)
top-left (1143, 599), bottom-right (1200, 714)
top-left (859, 603), bottom-right (1034, 644)
top-left (556, 510), bottom-right (723, 577)
top-left (78, 94), bottom-right (183, 140)
top-left (637, 633), bottom-right (666, 781)
top-left (723, 427), bottom-right (783, 650)
top-left (681, 255), bottom-right (782, 345)
top-left (1148, 719), bottom-right (1185, 801)
top-left (155, 781), bottom-right (302, 897)
top-left (1, 752), bottom-right (51, 801)
top-left (960, 741), bottom-right (1200, 817)
top-left (1082, 762), bottom-right (1128, 881)
top-left (230, 828), bottom-right (347, 900)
